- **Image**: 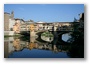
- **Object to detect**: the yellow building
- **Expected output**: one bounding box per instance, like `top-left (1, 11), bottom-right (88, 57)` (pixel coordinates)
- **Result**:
top-left (13, 19), bottom-right (21, 33)
top-left (30, 24), bottom-right (35, 31)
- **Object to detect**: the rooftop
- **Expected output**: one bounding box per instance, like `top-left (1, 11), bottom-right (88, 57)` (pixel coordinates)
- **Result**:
top-left (4, 12), bottom-right (10, 14)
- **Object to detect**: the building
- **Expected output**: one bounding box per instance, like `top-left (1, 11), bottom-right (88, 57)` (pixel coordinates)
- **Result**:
top-left (30, 24), bottom-right (35, 31)
top-left (36, 21), bottom-right (53, 31)
top-left (4, 12), bottom-right (10, 31)
top-left (4, 11), bottom-right (15, 31)
top-left (53, 22), bottom-right (73, 31)
top-left (4, 11), bottom-right (15, 35)
top-left (13, 18), bottom-right (22, 33)
top-left (20, 20), bottom-right (34, 31)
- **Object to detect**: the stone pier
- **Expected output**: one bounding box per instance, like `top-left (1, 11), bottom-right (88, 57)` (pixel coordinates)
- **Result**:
top-left (53, 25), bottom-right (58, 38)
top-left (30, 24), bottom-right (36, 37)
top-left (30, 31), bottom-right (36, 37)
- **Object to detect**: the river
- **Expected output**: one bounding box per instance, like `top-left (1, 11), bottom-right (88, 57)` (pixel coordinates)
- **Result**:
top-left (4, 33), bottom-right (72, 58)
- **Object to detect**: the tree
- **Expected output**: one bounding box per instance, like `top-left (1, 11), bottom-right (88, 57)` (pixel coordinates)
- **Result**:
top-left (67, 15), bottom-right (84, 58)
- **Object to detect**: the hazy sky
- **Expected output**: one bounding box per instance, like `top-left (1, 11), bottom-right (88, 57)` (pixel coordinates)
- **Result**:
top-left (4, 4), bottom-right (84, 22)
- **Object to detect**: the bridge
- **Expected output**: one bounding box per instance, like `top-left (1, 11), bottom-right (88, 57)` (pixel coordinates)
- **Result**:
top-left (20, 23), bottom-right (73, 43)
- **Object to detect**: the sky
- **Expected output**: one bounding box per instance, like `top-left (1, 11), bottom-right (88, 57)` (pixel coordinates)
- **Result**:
top-left (4, 4), bottom-right (84, 22)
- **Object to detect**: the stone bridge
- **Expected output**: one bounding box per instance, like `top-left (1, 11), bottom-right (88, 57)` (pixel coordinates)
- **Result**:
top-left (20, 30), bottom-right (73, 43)
top-left (20, 23), bottom-right (73, 42)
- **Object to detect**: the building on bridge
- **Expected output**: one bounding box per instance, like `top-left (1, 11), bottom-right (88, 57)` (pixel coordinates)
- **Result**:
top-left (20, 20), bottom-right (35, 31)
top-left (54, 22), bottom-right (74, 31)
top-left (35, 21), bottom-right (74, 31)
top-left (36, 21), bottom-right (53, 31)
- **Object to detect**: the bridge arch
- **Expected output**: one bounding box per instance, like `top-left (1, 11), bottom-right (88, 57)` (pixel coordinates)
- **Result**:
top-left (57, 31), bottom-right (72, 42)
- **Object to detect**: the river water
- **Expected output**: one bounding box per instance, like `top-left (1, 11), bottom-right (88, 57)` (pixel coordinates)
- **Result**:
top-left (4, 33), bottom-right (71, 58)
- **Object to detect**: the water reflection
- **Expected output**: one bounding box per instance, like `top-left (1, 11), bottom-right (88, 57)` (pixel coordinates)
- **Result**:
top-left (4, 36), bottom-right (71, 58)
top-left (41, 36), bottom-right (53, 42)
top-left (62, 33), bottom-right (71, 42)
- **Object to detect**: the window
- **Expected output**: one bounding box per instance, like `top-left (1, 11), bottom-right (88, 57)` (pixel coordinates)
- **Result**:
top-left (10, 28), bottom-right (13, 31)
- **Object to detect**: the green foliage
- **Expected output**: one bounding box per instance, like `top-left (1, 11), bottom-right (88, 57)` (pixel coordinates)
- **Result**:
top-left (67, 17), bottom-right (84, 58)
top-left (41, 32), bottom-right (53, 37)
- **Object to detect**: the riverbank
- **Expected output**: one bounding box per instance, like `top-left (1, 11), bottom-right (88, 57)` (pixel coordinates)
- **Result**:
top-left (4, 34), bottom-right (22, 38)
